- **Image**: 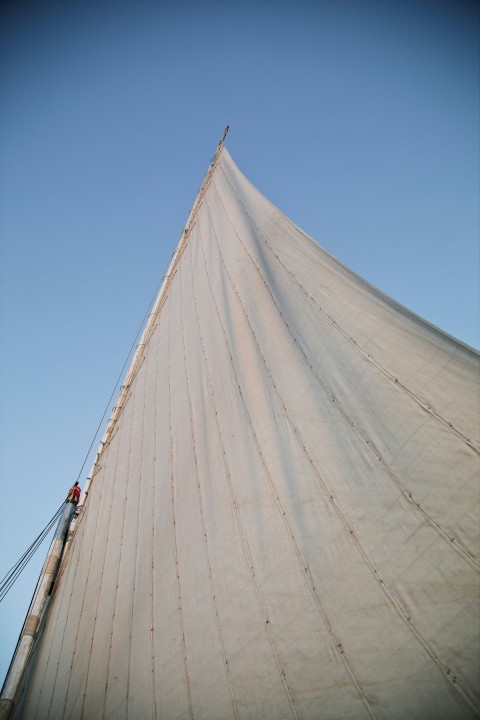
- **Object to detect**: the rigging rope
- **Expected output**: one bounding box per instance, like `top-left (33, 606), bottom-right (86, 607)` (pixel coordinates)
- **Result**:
top-left (0, 503), bottom-right (65, 602)
top-left (72, 275), bottom-right (165, 486)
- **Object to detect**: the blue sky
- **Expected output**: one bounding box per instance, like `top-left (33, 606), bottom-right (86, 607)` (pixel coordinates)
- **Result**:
top-left (0, 0), bottom-right (478, 684)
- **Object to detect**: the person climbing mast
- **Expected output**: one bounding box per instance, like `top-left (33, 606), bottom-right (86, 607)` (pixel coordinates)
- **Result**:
top-left (66, 481), bottom-right (81, 505)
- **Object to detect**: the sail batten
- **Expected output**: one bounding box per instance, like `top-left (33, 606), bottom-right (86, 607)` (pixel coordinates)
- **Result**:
top-left (10, 146), bottom-right (480, 719)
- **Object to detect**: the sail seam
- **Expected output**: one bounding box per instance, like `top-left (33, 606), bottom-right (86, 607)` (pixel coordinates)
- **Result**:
top-left (100, 383), bottom-right (139, 718)
top-left (218, 162), bottom-right (479, 456)
top-left (201, 206), bottom-right (377, 720)
top-left (205, 196), bottom-right (477, 713)
top-left (179, 259), bottom-right (240, 720)
top-left (125, 348), bottom-right (150, 720)
top-left (168, 290), bottom-right (194, 720)
top-left (212, 177), bottom-right (480, 575)
top-left (76, 407), bottom-right (127, 719)
top-left (150, 308), bottom-right (160, 720)
top-left (87, 432), bottom-right (123, 717)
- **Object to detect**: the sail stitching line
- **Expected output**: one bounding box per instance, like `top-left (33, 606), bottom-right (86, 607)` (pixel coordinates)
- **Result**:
top-left (150, 311), bottom-right (161, 719)
top-left (125, 350), bottom-right (150, 720)
top-left (79, 448), bottom-right (124, 720)
top-left (212, 177), bottom-right (480, 576)
top-left (202, 203), bottom-right (377, 720)
top-left (204, 200), bottom-right (477, 712)
top-left (77, 428), bottom-right (127, 720)
top-left (78, 439), bottom-right (124, 718)
top-left (218, 163), bottom-right (479, 457)
top-left (194, 225), bottom-right (303, 720)
top-left (100, 383), bottom-right (139, 719)
top-left (168, 289), bottom-right (194, 720)
top-left (179, 258), bottom-right (240, 720)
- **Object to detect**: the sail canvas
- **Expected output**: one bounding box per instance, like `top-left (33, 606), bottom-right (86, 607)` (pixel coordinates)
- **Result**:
top-left (12, 146), bottom-right (480, 719)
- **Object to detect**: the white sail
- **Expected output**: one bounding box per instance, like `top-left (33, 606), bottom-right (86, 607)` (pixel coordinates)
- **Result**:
top-left (13, 146), bottom-right (480, 719)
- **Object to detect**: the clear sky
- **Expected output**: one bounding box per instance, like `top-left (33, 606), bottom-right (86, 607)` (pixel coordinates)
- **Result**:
top-left (0, 0), bottom-right (478, 685)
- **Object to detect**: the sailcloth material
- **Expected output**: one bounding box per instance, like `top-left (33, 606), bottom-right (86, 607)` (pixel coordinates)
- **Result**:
top-left (16, 148), bottom-right (479, 719)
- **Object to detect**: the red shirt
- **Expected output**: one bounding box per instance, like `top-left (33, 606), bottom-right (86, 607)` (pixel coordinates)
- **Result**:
top-left (66, 485), bottom-right (81, 503)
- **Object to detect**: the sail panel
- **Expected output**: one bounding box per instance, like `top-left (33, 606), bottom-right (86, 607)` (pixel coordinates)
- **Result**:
top-left (15, 147), bottom-right (480, 719)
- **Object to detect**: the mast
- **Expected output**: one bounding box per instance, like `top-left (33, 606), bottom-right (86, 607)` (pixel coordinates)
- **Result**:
top-left (0, 501), bottom-right (78, 719)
